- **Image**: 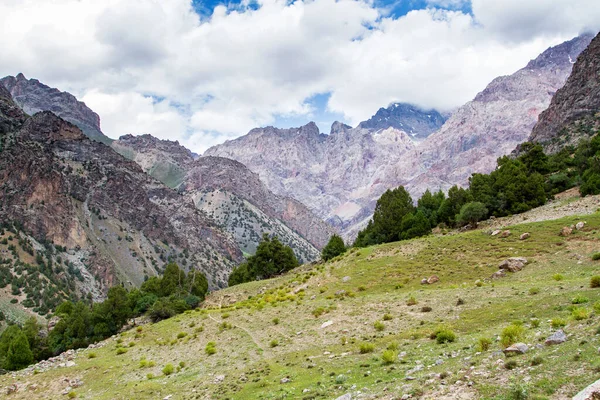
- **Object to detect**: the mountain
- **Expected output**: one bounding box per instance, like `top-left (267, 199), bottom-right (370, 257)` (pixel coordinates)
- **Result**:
top-left (206, 34), bottom-right (594, 239)
top-left (205, 122), bottom-right (418, 237)
top-left (409, 33), bottom-right (595, 196)
top-left (111, 134), bottom-right (335, 262)
top-left (357, 103), bottom-right (447, 139)
top-left (527, 32), bottom-right (600, 152)
top-left (0, 73), bottom-right (112, 145)
top-left (0, 88), bottom-right (241, 301)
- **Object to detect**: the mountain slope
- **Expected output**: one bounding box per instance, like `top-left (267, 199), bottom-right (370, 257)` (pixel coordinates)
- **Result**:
top-left (0, 73), bottom-right (112, 145)
top-left (409, 33), bottom-right (595, 196)
top-left (528, 32), bottom-right (600, 152)
top-left (4, 192), bottom-right (600, 399)
top-left (111, 134), bottom-right (335, 262)
top-left (0, 89), bottom-right (241, 295)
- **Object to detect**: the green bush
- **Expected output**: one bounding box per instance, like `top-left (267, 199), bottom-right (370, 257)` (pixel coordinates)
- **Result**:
top-left (477, 337), bottom-right (492, 352)
top-left (528, 287), bottom-right (540, 295)
top-left (381, 350), bottom-right (397, 365)
top-left (435, 328), bottom-right (457, 344)
top-left (272, 317), bottom-right (280, 325)
top-left (321, 235), bottom-right (346, 261)
top-left (116, 348), bottom-right (128, 355)
top-left (591, 275), bottom-right (600, 288)
top-left (572, 295), bottom-right (589, 304)
top-left (551, 318), bottom-right (567, 328)
top-left (530, 356), bottom-right (543, 366)
top-left (269, 339), bottom-right (278, 348)
top-left (592, 254), bottom-right (600, 261)
top-left (572, 307), bottom-right (590, 320)
top-left (374, 321), bottom-right (385, 331)
top-left (359, 343), bottom-right (375, 354)
top-left (382, 313), bottom-right (393, 321)
top-left (176, 332), bottom-right (187, 339)
top-left (406, 296), bottom-right (417, 306)
top-left (162, 363), bottom-right (174, 375)
top-left (457, 201), bottom-right (488, 226)
top-left (552, 274), bottom-right (564, 281)
top-left (504, 360), bottom-right (518, 370)
top-left (205, 342), bottom-right (217, 355)
top-left (501, 324), bottom-right (525, 348)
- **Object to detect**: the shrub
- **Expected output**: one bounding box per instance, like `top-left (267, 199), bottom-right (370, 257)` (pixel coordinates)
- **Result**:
top-left (457, 202), bottom-right (488, 226)
top-left (551, 318), bottom-right (567, 328)
top-left (140, 359), bottom-right (148, 368)
top-left (177, 332), bottom-right (187, 339)
top-left (592, 254), bottom-right (600, 261)
top-left (162, 363), bottom-right (174, 375)
top-left (504, 360), bottom-right (518, 370)
top-left (530, 356), bottom-right (543, 366)
top-left (381, 350), bottom-right (397, 365)
top-left (179, 361), bottom-right (186, 368)
top-left (383, 313), bottom-right (392, 321)
top-left (501, 324), bottom-right (525, 348)
top-left (591, 276), bottom-right (600, 288)
top-left (322, 235), bottom-right (346, 261)
top-left (528, 287), bottom-right (540, 295)
top-left (477, 337), bottom-right (492, 352)
top-left (572, 295), bottom-right (589, 304)
top-left (272, 317), bottom-right (280, 325)
top-left (435, 328), bottom-right (456, 344)
top-left (359, 343), bottom-right (375, 354)
top-left (67, 392), bottom-right (77, 399)
top-left (116, 348), bottom-right (127, 355)
top-left (146, 373), bottom-right (154, 380)
top-left (205, 342), bottom-right (217, 355)
top-left (387, 342), bottom-right (399, 351)
top-left (312, 307), bottom-right (326, 317)
top-left (335, 374), bottom-right (347, 384)
top-left (374, 321), bottom-right (385, 331)
top-left (421, 306), bottom-right (433, 312)
top-left (406, 296), bottom-right (417, 306)
top-left (87, 352), bottom-right (97, 359)
top-left (572, 307), bottom-right (590, 320)
top-left (530, 319), bottom-right (541, 328)
top-left (269, 339), bottom-right (279, 348)
top-left (552, 274), bottom-right (564, 281)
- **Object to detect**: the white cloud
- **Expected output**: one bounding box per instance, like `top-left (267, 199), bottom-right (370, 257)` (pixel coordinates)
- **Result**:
top-left (0, 0), bottom-right (598, 152)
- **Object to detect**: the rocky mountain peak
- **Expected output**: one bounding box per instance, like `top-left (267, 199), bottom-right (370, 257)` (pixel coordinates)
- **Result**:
top-left (0, 74), bottom-right (112, 145)
top-left (527, 31), bottom-right (600, 152)
top-left (525, 32), bottom-right (596, 71)
top-left (357, 102), bottom-right (447, 139)
top-left (330, 121), bottom-right (352, 135)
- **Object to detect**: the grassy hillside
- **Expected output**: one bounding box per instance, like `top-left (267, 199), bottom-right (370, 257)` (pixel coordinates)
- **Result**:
top-left (3, 210), bottom-right (600, 399)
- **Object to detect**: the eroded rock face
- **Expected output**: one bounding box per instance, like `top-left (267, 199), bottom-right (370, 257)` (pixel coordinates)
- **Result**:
top-left (1, 73), bottom-right (111, 145)
top-left (0, 93), bottom-right (241, 293)
top-left (357, 103), bottom-right (447, 139)
top-left (112, 134), bottom-right (335, 262)
top-left (528, 32), bottom-right (600, 153)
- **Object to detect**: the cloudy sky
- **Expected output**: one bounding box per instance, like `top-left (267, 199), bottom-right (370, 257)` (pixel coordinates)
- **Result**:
top-left (0, 0), bottom-right (599, 152)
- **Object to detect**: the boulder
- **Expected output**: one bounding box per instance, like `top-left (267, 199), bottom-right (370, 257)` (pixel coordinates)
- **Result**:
top-left (560, 226), bottom-right (573, 236)
top-left (491, 230), bottom-right (501, 236)
top-left (519, 233), bottom-right (531, 240)
top-left (280, 377), bottom-right (291, 384)
top-left (335, 395), bottom-right (352, 400)
top-left (499, 230), bottom-right (511, 238)
top-left (576, 221), bottom-right (586, 230)
top-left (421, 278), bottom-right (428, 285)
top-left (573, 378), bottom-right (600, 400)
top-left (427, 275), bottom-right (440, 284)
top-left (499, 257), bottom-right (528, 272)
top-left (503, 343), bottom-right (529, 355)
top-left (320, 321), bottom-right (333, 329)
top-left (491, 270), bottom-right (506, 279)
top-left (545, 330), bottom-right (567, 346)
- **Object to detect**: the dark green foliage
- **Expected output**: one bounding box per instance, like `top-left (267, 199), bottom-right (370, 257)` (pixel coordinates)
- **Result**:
top-left (457, 202), bottom-right (488, 226)
top-left (5, 329), bottom-right (33, 370)
top-left (437, 185), bottom-right (473, 227)
top-left (322, 235), bottom-right (346, 261)
top-left (371, 187), bottom-right (415, 243)
top-left (400, 210), bottom-right (431, 240)
top-left (229, 235), bottom-right (299, 286)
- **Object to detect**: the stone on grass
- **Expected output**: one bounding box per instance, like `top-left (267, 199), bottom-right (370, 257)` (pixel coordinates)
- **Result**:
top-left (503, 343), bottom-right (529, 355)
top-left (545, 330), bottom-right (567, 346)
top-left (427, 275), bottom-right (440, 284)
top-left (491, 230), bottom-right (501, 236)
top-left (342, 276), bottom-right (351, 282)
top-left (519, 233), bottom-right (530, 240)
top-left (573, 378), bottom-right (600, 400)
top-left (280, 377), bottom-right (291, 384)
top-left (498, 257), bottom-right (528, 272)
top-left (576, 221), bottom-right (586, 230)
top-left (320, 320), bottom-right (333, 329)
top-left (491, 270), bottom-right (506, 279)
top-left (560, 226), bottom-right (573, 236)
top-left (335, 394), bottom-right (352, 400)
top-left (499, 230), bottom-right (511, 238)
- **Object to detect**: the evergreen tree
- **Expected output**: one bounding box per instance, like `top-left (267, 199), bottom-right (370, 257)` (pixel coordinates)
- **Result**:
top-left (321, 235), bottom-right (346, 261)
top-left (5, 330), bottom-right (33, 370)
top-left (372, 187), bottom-right (415, 242)
top-left (457, 202), bottom-right (488, 226)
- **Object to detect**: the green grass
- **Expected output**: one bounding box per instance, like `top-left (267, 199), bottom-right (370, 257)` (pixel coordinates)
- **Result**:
top-left (5, 212), bottom-right (600, 399)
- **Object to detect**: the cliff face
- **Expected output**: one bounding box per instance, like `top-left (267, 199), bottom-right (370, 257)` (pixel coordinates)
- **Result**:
top-left (1, 73), bottom-right (112, 145)
top-left (528, 32), bottom-right (600, 152)
top-left (357, 103), bottom-right (446, 139)
top-left (112, 134), bottom-right (335, 261)
top-left (0, 90), bottom-right (241, 294)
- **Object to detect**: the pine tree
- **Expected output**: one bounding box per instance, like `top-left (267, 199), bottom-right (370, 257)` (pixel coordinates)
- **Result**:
top-left (5, 330), bottom-right (33, 370)
top-left (321, 235), bottom-right (346, 261)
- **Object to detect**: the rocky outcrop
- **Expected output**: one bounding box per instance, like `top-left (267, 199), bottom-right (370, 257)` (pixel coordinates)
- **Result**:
top-left (357, 103), bottom-right (446, 139)
top-left (112, 134), bottom-right (335, 262)
top-left (0, 73), bottom-right (112, 145)
top-left (0, 91), bottom-right (241, 292)
top-left (528, 32), bottom-right (600, 153)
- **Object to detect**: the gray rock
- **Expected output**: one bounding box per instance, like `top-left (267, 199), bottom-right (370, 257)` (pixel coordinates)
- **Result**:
top-left (335, 394), bottom-right (352, 400)
top-left (520, 233), bottom-right (531, 240)
top-left (545, 330), bottom-right (567, 345)
top-left (342, 276), bottom-right (351, 282)
top-left (499, 257), bottom-right (528, 272)
top-left (573, 378), bottom-right (600, 400)
top-left (280, 377), bottom-right (291, 384)
top-left (576, 221), bottom-right (586, 230)
top-left (503, 343), bottom-right (529, 355)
